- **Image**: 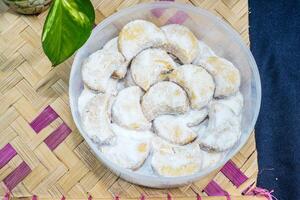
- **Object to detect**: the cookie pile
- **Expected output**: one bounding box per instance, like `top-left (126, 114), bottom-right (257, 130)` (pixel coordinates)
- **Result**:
top-left (78, 20), bottom-right (243, 177)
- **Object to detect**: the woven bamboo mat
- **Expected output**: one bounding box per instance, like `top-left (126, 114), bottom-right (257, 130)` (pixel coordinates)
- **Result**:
top-left (0, 0), bottom-right (264, 199)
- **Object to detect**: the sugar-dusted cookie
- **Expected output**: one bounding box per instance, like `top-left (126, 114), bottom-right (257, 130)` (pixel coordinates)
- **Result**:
top-left (212, 92), bottom-right (244, 115)
top-left (142, 81), bottom-right (189, 121)
top-left (101, 133), bottom-right (150, 170)
top-left (199, 148), bottom-right (224, 169)
top-left (131, 48), bottom-right (176, 90)
top-left (197, 102), bottom-right (241, 152)
top-left (118, 20), bottom-right (166, 60)
top-left (112, 86), bottom-right (151, 131)
top-left (78, 87), bottom-right (97, 117)
top-left (169, 65), bottom-right (215, 110)
top-left (151, 138), bottom-right (202, 177)
top-left (82, 49), bottom-right (125, 91)
top-left (192, 40), bottom-right (216, 64)
top-left (197, 56), bottom-right (241, 97)
top-left (153, 115), bottom-right (197, 145)
top-left (103, 37), bottom-right (129, 79)
top-left (161, 24), bottom-right (198, 64)
top-left (179, 108), bottom-right (208, 127)
top-left (82, 94), bottom-right (115, 145)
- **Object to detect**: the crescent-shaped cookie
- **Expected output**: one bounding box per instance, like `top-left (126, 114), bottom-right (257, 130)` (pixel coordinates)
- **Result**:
top-left (131, 48), bottom-right (176, 90)
top-left (82, 50), bottom-right (125, 92)
top-left (118, 20), bottom-right (166, 60)
top-left (103, 37), bottom-right (129, 79)
top-left (169, 65), bottom-right (215, 110)
top-left (112, 86), bottom-right (151, 130)
top-left (141, 81), bottom-right (189, 121)
top-left (197, 56), bottom-right (241, 97)
top-left (161, 24), bottom-right (198, 64)
top-left (82, 94), bottom-right (115, 145)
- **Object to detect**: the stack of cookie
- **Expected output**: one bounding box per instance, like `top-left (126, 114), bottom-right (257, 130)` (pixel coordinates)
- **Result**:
top-left (78, 20), bottom-right (243, 177)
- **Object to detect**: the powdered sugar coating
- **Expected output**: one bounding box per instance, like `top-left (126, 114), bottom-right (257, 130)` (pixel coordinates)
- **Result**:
top-left (180, 108), bottom-right (208, 127)
top-left (213, 92), bottom-right (244, 115)
top-left (131, 48), bottom-right (176, 90)
top-left (112, 86), bottom-right (151, 131)
top-left (82, 49), bottom-right (125, 91)
top-left (101, 127), bottom-right (151, 170)
top-left (78, 20), bottom-right (244, 176)
top-left (103, 37), bottom-right (129, 79)
top-left (82, 94), bottom-right (115, 145)
top-left (142, 81), bottom-right (189, 121)
top-left (153, 115), bottom-right (197, 145)
top-left (161, 24), bottom-right (198, 64)
top-left (197, 102), bottom-right (242, 152)
top-left (124, 68), bottom-right (136, 87)
top-left (193, 40), bottom-right (216, 64)
top-left (197, 56), bottom-right (241, 97)
top-left (169, 65), bottom-right (215, 110)
top-left (78, 88), bottom-right (97, 117)
top-left (151, 138), bottom-right (202, 177)
top-left (118, 20), bottom-right (166, 60)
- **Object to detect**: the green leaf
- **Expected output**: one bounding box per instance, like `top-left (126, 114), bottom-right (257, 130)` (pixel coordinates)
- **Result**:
top-left (42, 0), bottom-right (95, 66)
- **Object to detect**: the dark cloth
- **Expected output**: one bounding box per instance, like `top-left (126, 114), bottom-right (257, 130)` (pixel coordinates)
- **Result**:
top-left (249, 0), bottom-right (300, 199)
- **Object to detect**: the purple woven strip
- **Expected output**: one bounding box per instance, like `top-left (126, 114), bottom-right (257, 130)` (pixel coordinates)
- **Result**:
top-left (167, 10), bottom-right (188, 24)
top-left (32, 195), bottom-right (37, 200)
top-left (0, 144), bottom-right (17, 169)
top-left (151, 0), bottom-right (174, 18)
top-left (151, 8), bottom-right (166, 18)
top-left (44, 122), bottom-right (72, 151)
top-left (221, 160), bottom-right (248, 187)
top-left (204, 180), bottom-right (231, 200)
top-left (30, 105), bottom-right (59, 133)
top-left (3, 161), bottom-right (31, 191)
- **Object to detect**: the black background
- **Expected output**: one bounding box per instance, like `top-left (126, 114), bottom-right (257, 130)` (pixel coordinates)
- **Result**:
top-left (249, 0), bottom-right (300, 199)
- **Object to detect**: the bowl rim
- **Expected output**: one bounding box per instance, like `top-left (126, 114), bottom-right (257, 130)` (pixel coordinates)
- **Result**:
top-left (69, 1), bottom-right (261, 185)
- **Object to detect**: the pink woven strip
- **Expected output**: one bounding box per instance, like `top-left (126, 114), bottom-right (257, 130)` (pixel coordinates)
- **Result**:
top-left (167, 10), bottom-right (189, 24)
top-left (0, 144), bottom-right (17, 169)
top-left (203, 180), bottom-right (231, 200)
top-left (3, 193), bottom-right (10, 200)
top-left (196, 193), bottom-right (202, 200)
top-left (167, 193), bottom-right (172, 200)
top-left (245, 187), bottom-right (278, 200)
top-left (32, 195), bottom-right (37, 200)
top-left (140, 194), bottom-right (145, 200)
top-left (220, 160), bottom-right (248, 187)
top-left (44, 122), bottom-right (72, 151)
top-left (242, 182), bottom-right (255, 195)
top-left (30, 105), bottom-right (59, 133)
top-left (3, 161), bottom-right (31, 191)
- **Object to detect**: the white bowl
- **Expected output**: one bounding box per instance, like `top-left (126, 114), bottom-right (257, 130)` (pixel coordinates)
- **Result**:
top-left (69, 2), bottom-right (261, 188)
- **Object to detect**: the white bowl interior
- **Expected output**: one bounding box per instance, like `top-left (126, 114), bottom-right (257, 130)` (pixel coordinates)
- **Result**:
top-left (69, 2), bottom-right (261, 188)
